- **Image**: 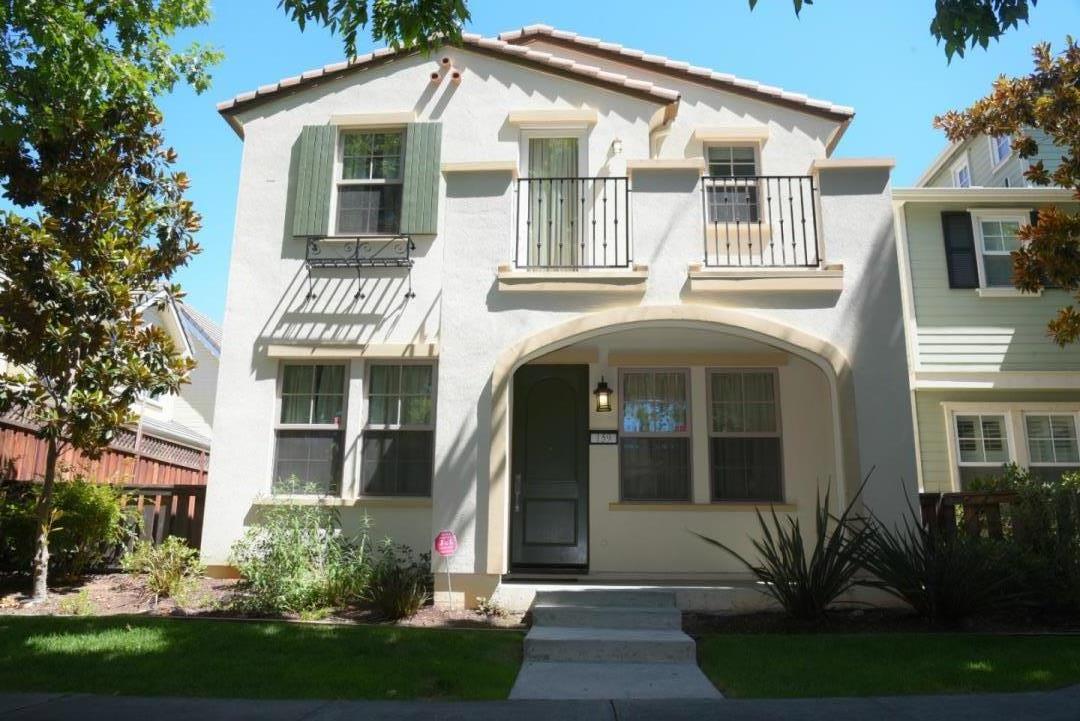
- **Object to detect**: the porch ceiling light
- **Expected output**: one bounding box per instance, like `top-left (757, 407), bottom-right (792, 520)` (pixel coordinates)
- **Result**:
top-left (593, 377), bottom-right (613, 413)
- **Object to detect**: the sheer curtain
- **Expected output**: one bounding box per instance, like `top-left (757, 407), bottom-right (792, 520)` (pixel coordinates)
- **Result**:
top-left (528, 138), bottom-right (579, 267)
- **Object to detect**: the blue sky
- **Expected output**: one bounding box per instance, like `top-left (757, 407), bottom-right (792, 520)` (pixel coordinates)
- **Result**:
top-left (159, 0), bottom-right (1080, 322)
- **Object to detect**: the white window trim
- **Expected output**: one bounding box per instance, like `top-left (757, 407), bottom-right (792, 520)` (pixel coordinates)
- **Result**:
top-left (942, 402), bottom-right (1080, 490)
top-left (988, 134), bottom-right (1011, 172)
top-left (618, 367), bottom-right (693, 503)
top-left (1022, 410), bottom-right (1080, 468)
top-left (968, 208), bottom-right (1032, 291)
top-left (950, 153), bottom-right (972, 188)
top-left (272, 362), bottom-right (349, 497)
top-left (705, 367), bottom-right (785, 503)
top-left (328, 126), bottom-right (406, 238)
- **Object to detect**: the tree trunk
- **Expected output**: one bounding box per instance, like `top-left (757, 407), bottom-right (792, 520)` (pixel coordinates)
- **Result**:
top-left (30, 436), bottom-right (59, 602)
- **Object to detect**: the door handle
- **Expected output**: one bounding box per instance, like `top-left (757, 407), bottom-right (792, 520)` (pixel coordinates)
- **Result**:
top-left (514, 473), bottom-right (522, 513)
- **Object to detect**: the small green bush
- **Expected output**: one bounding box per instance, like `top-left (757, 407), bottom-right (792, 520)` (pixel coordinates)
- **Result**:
top-left (366, 541), bottom-right (432, 621)
top-left (693, 480), bottom-right (872, 621)
top-left (0, 476), bottom-right (138, 579)
top-left (229, 493), bottom-right (370, 615)
top-left (121, 536), bottom-right (204, 601)
top-left (55, 589), bottom-right (95, 616)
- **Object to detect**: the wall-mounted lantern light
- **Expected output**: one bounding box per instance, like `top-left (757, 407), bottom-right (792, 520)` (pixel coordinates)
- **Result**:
top-left (593, 377), bottom-right (613, 413)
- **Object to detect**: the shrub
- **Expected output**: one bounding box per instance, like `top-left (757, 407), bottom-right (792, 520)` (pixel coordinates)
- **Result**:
top-left (693, 479), bottom-right (872, 621)
top-left (229, 495), bottom-right (370, 615)
top-left (366, 540), bottom-right (432, 621)
top-left (56, 589), bottom-right (95, 616)
top-left (121, 536), bottom-right (204, 602)
top-left (862, 512), bottom-right (1022, 626)
top-left (0, 475), bottom-right (138, 579)
top-left (475, 596), bottom-right (507, 618)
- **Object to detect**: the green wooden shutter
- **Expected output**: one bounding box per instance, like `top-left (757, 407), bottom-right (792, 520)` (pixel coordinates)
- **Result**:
top-left (291, 125), bottom-right (335, 237)
top-left (400, 122), bottom-right (442, 235)
top-left (941, 211), bottom-right (979, 289)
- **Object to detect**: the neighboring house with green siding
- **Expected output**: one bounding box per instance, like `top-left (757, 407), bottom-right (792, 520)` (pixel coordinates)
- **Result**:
top-left (893, 184), bottom-right (1080, 492)
top-left (917, 129), bottom-right (1066, 189)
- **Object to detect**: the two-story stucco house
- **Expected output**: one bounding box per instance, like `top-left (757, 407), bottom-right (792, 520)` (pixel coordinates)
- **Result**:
top-left (200, 25), bottom-right (915, 610)
top-left (894, 134), bottom-right (1079, 493)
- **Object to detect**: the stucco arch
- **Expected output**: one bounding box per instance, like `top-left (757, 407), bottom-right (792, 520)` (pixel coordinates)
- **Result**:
top-left (485, 304), bottom-right (860, 575)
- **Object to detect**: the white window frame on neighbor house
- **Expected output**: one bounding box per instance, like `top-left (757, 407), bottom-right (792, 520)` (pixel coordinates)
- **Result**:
top-left (272, 362), bottom-right (348, 496)
top-left (329, 126), bottom-right (406, 237)
top-left (1023, 411), bottom-right (1080, 475)
top-left (988, 134), bottom-right (1011, 170)
top-left (950, 153), bottom-right (972, 188)
top-left (360, 361), bottom-right (437, 498)
top-left (618, 367), bottom-right (693, 503)
top-left (968, 208), bottom-right (1036, 295)
top-left (706, 368), bottom-right (785, 503)
top-left (942, 402), bottom-right (1080, 490)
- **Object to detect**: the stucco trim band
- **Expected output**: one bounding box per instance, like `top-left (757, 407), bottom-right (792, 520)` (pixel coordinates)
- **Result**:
top-left (507, 108), bottom-right (598, 127)
top-left (330, 111), bottom-right (417, 126)
top-left (692, 126), bottom-right (769, 143)
top-left (441, 161), bottom-right (519, 178)
top-left (497, 265), bottom-right (649, 293)
top-left (687, 266), bottom-right (843, 293)
top-left (266, 343), bottom-right (439, 359)
top-left (625, 158), bottom-right (707, 173)
top-left (484, 304), bottom-right (860, 575)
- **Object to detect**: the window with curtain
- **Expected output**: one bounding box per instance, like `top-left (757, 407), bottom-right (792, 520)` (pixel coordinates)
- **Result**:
top-left (975, 215), bottom-right (1024, 287)
top-left (708, 370), bottom-right (782, 501)
top-left (619, 369), bottom-right (691, 501)
top-left (336, 130), bottom-right (404, 235)
top-left (954, 413), bottom-right (1010, 489)
top-left (274, 364), bottom-right (346, 494)
top-left (526, 137), bottom-right (580, 267)
top-left (362, 364), bottom-right (435, 496)
top-left (1025, 413), bottom-right (1080, 482)
top-left (706, 146), bottom-right (759, 223)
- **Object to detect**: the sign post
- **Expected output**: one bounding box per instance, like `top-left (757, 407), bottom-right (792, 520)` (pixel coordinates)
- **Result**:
top-left (433, 530), bottom-right (458, 611)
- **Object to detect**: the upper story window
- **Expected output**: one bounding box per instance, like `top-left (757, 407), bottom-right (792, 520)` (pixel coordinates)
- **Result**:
top-left (708, 369), bottom-right (783, 502)
top-left (989, 135), bottom-right (1011, 168)
top-left (706, 146), bottom-right (759, 223)
top-left (951, 156), bottom-right (971, 188)
top-left (974, 213), bottom-right (1024, 287)
top-left (619, 369), bottom-right (691, 502)
top-left (336, 130), bottom-right (404, 235)
top-left (274, 363), bottom-right (346, 495)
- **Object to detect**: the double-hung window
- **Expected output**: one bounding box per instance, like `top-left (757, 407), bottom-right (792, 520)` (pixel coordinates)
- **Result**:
top-left (953, 413), bottom-right (1010, 488)
top-left (974, 214), bottom-right (1024, 287)
top-left (706, 146), bottom-right (759, 223)
top-left (708, 370), bottom-right (783, 501)
top-left (1025, 413), bottom-right (1080, 482)
top-left (989, 135), bottom-right (1011, 168)
top-left (362, 364), bottom-right (435, 496)
top-left (274, 364), bottom-right (346, 494)
top-left (336, 130), bottom-right (404, 235)
top-left (619, 369), bottom-right (691, 501)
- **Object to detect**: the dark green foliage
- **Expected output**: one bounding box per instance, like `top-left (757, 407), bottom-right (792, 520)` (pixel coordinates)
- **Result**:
top-left (279, 0), bottom-right (471, 55)
top-left (0, 477), bottom-right (137, 579)
top-left (693, 480), bottom-right (873, 621)
top-left (366, 540), bottom-right (432, 620)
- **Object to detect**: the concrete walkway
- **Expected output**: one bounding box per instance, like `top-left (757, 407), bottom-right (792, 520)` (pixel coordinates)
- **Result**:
top-left (510, 589), bottom-right (721, 699)
top-left (3, 688), bottom-right (1080, 721)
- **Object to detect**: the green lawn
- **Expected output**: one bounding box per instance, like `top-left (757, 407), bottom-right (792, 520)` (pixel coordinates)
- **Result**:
top-left (0, 616), bottom-right (523, 700)
top-left (699, 633), bottom-right (1080, 698)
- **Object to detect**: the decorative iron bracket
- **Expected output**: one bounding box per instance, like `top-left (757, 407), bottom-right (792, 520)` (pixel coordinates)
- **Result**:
top-left (303, 236), bottom-right (417, 301)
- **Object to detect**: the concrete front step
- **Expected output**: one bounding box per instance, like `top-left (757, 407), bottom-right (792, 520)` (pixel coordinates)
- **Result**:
top-left (532, 603), bottom-right (682, 630)
top-left (524, 626), bottom-right (696, 664)
top-left (509, 661), bottom-right (723, 700)
top-left (533, 589), bottom-right (676, 608)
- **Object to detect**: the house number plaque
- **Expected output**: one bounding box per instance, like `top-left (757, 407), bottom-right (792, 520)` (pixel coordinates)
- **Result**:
top-left (589, 431), bottom-right (618, 445)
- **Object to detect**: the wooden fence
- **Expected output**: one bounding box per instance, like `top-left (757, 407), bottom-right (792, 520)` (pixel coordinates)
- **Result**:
top-left (919, 491), bottom-right (1019, 538)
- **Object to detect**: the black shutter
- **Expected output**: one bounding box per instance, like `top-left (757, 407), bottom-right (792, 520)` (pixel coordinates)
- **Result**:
top-left (941, 211), bottom-right (979, 289)
top-left (1030, 208), bottom-right (1040, 227)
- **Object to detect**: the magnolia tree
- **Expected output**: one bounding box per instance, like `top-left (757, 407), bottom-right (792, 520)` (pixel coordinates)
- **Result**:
top-left (0, 1), bottom-right (219, 601)
top-left (935, 38), bottom-right (1080, 345)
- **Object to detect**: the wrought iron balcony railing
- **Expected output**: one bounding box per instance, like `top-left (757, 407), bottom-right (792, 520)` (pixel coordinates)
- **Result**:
top-left (514, 176), bottom-right (631, 269)
top-left (700, 175), bottom-right (819, 267)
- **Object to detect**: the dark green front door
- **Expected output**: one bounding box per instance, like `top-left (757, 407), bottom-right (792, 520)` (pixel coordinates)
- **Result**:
top-left (510, 364), bottom-right (589, 570)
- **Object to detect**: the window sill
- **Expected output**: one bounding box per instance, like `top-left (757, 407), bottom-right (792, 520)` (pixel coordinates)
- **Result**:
top-left (497, 264), bottom-right (649, 293)
top-left (254, 495), bottom-right (432, 509)
top-left (688, 263), bottom-right (843, 293)
top-left (976, 287), bottom-right (1042, 298)
top-left (608, 501), bottom-right (796, 512)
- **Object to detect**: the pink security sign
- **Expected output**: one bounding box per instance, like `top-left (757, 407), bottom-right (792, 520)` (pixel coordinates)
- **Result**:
top-left (434, 530), bottom-right (458, 557)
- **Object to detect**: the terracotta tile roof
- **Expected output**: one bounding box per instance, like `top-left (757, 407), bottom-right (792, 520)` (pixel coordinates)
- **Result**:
top-left (497, 24), bottom-right (855, 121)
top-left (216, 33), bottom-right (681, 120)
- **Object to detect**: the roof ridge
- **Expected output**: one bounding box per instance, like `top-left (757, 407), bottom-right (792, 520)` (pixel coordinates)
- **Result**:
top-left (496, 24), bottom-right (854, 120)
